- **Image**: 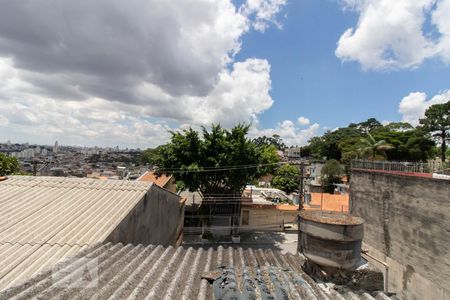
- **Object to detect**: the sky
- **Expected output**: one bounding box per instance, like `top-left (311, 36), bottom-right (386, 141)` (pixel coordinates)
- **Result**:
top-left (0, 0), bottom-right (449, 148)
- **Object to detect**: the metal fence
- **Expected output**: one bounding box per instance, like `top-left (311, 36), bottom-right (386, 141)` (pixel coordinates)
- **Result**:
top-left (351, 159), bottom-right (450, 175)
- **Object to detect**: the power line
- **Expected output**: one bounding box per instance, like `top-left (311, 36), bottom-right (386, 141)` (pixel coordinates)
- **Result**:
top-left (156, 162), bottom-right (285, 173)
top-left (159, 162), bottom-right (281, 170)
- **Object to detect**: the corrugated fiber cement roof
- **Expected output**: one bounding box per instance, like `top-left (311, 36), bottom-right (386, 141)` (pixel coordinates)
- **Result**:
top-left (0, 176), bottom-right (151, 291)
top-left (0, 243), bottom-right (397, 300)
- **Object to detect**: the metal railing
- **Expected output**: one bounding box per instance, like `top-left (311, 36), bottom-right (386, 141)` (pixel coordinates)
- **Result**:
top-left (351, 159), bottom-right (450, 175)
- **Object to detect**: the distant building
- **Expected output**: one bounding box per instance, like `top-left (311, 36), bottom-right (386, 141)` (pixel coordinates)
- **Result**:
top-left (240, 186), bottom-right (299, 231)
top-left (302, 192), bottom-right (349, 212)
top-left (305, 161), bottom-right (324, 192)
top-left (243, 186), bottom-right (291, 205)
top-left (49, 167), bottom-right (66, 177)
top-left (41, 148), bottom-right (48, 156)
top-left (333, 183), bottom-right (349, 194)
top-left (117, 166), bottom-right (127, 179)
top-left (285, 147), bottom-right (301, 161)
top-left (11, 148), bottom-right (35, 159)
top-left (258, 174), bottom-right (274, 188)
top-left (53, 140), bottom-right (58, 153)
top-left (240, 204), bottom-right (298, 231)
top-left (137, 171), bottom-right (177, 193)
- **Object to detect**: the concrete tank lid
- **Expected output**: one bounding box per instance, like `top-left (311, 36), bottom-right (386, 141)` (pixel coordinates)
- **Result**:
top-left (299, 210), bottom-right (364, 225)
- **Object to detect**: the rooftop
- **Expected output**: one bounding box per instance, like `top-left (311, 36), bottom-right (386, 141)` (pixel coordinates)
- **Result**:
top-left (0, 243), bottom-right (397, 300)
top-left (0, 176), bottom-right (152, 290)
top-left (137, 171), bottom-right (173, 188)
top-left (243, 204), bottom-right (300, 211)
top-left (304, 193), bottom-right (349, 212)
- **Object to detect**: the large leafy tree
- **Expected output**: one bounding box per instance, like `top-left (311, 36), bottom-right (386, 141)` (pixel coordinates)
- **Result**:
top-left (151, 124), bottom-right (279, 195)
top-left (0, 153), bottom-right (19, 176)
top-left (382, 122), bottom-right (413, 132)
top-left (419, 101), bottom-right (450, 162)
top-left (271, 164), bottom-right (300, 194)
top-left (320, 159), bottom-right (344, 193)
top-left (351, 117), bottom-right (382, 133)
top-left (150, 124), bottom-right (279, 228)
top-left (252, 134), bottom-right (287, 151)
top-left (371, 127), bottom-right (435, 161)
top-left (140, 146), bottom-right (164, 165)
top-left (304, 117), bottom-right (439, 176)
top-left (308, 118), bottom-right (436, 163)
top-left (307, 136), bottom-right (326, 160)
top-left (320, 127), bottom-right (363, 160)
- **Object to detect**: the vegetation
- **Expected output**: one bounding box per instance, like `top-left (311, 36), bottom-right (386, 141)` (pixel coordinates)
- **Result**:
top-left (0, 153), bottom-right (19, 176)
top-left (357, 133), bottom-right (394, 160)
top-left (271, 164), bottom-right (300, 194)
top-left (320, 159), bottom-right (344, 193)
top-left (419, 101), bottom-right (450, 162)
top-left (140, 146), bottom-right (163, 165)
top-left (253, 134), bottom-right (287, 150)
top-left (149, 124), bottom-right (279, 195)
top-left (141, 114), bottom-right (443, 202)
top-left (306, 118), bottom-right (436, 163)
top-left (147, 124), bottom-right (280, 229)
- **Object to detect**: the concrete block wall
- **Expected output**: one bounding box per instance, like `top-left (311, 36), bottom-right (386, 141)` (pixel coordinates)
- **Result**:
top-left (240, 207), bottom-right (298, 231)
top-left (350, 170), bottom-right (450, 300)
top-left (106, 184), bottom-right (184, 247)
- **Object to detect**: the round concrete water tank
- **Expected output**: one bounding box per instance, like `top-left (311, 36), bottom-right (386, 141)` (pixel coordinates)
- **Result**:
top-left (299, 210), bottom-right (364, 270)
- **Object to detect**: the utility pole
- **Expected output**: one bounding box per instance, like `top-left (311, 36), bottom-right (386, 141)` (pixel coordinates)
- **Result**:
top-left (296, 159), bottom-right (307, 254)
top-left (298, 161), bottom-right (304, 211)
top-left (32, 161), bottom-right (38, 176)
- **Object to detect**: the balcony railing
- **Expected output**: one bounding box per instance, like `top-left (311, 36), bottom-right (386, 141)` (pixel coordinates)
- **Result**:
top-left (351, 159), bottom-right (450, 175)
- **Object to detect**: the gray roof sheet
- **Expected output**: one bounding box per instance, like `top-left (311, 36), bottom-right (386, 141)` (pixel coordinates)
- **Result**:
top-left (0, 243), bottom-right (396, 300)
top-left (0, 176), bottom-right (152, 290)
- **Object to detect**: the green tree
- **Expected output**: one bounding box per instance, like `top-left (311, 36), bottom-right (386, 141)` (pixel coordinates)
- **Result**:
top-left (0, 153), bottom-right (19, 176)
top-left (354, 117), bottom-right (382, 133)
top-left (271, 164), bottom-right (300, 194)
top-left (253, 134), bottom-right (287, 150)
top-left (320, 159), bottom-right (343, 193)
top-left (152, 124), bottom-right (279, 229)
top-left (371, 127), bottom-right (435, 161)
top-left (419, 101), bottom-right (450, 162)
top-left (305, 118), bottom-right (435, 164)
top-left (153, 124), bottom-right (277, 195)
top-left (140, 146), bottom-right (163, 165)
top-left (382, 122), bottom-right (414, 132)
top-left (308, 136), bottom-right (326, 159)
top-left (257, 144), bottom-right (280, 175)
top-left (358, 133), bottom-right (394, 160)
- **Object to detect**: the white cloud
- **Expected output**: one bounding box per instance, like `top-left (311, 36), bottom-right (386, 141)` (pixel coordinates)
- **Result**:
top-left (0, 1), bottom-right (287, 147)
top-left (432, 0), bottom-right (450, 63)
top-left (297, 116), bottom-right (310, 126)
top-left (0, 56), bottom-right (273, 147)
top-left (336, 0), bottom-right (450, 70)
top-left (250, 119), bottom-right (320, 146)
top-left (177, 58), bottom-right (273, 127)
top-left (398, 90), bottom-right (450, 126)
top-left (240, 0), bottom-right (287, 32)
